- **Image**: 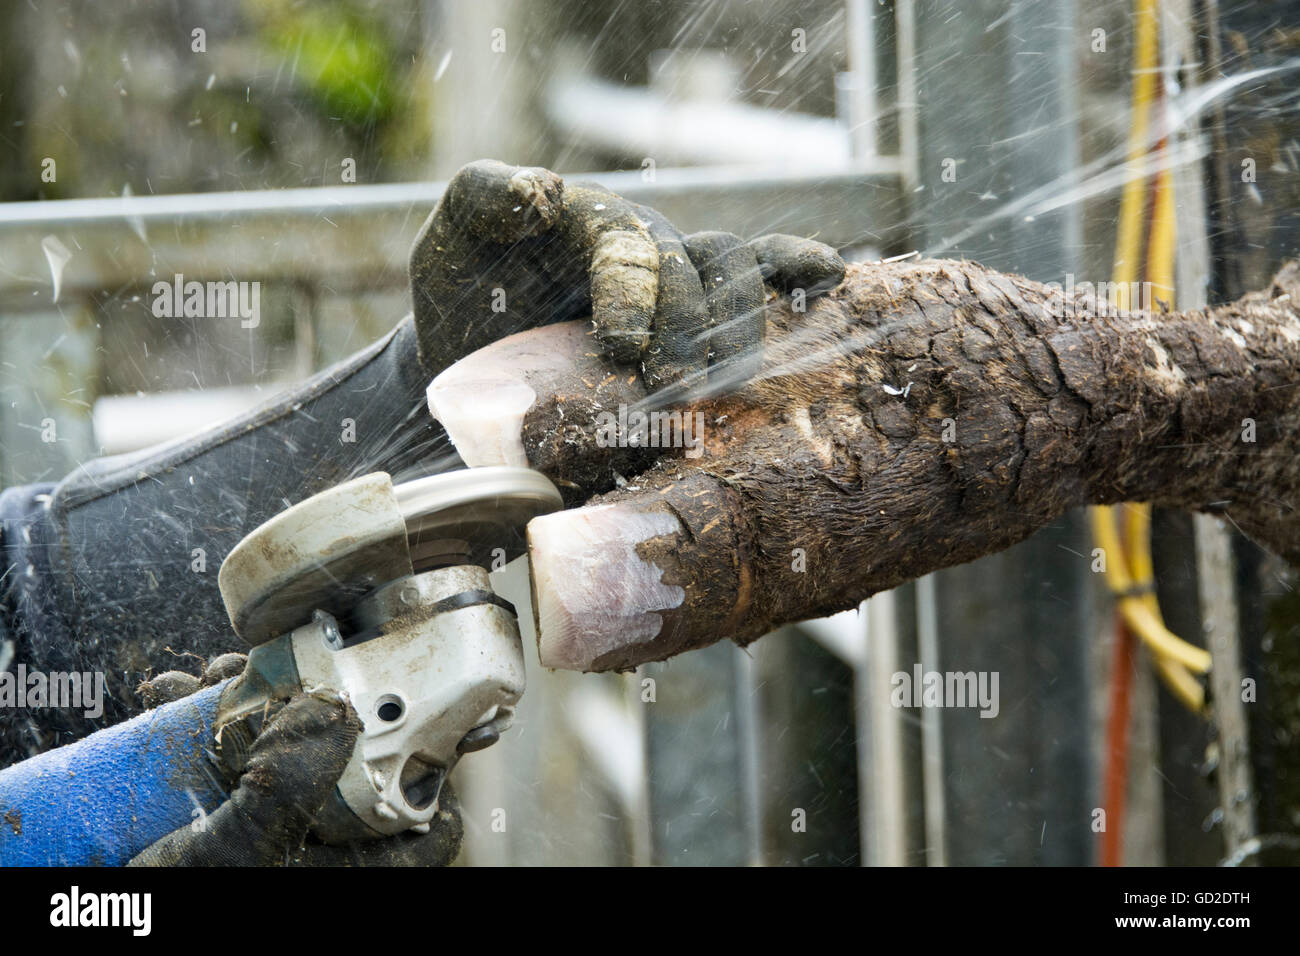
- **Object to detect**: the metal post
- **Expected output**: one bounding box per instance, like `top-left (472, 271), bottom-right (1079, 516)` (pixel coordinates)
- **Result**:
top-left (1196, 516), bottom-right (1257, 858)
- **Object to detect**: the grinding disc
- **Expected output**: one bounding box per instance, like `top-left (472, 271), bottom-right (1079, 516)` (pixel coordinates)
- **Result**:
top-left (396, 466), bottom-right (563, 571)
top-left (220, 467), bottom-right (562, 644)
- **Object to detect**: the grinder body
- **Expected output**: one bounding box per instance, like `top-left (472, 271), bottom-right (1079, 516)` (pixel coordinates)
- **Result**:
top-left (215, 563), bottom-right (525, 841)
top-left (0, 468), bottom-right (559, 863)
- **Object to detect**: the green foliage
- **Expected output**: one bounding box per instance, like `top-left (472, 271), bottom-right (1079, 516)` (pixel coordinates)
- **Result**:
top-left (253, 1), bottom-right (399, 128)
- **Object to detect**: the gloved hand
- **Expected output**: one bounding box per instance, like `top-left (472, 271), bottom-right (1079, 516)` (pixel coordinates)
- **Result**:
top-left (129, 655), bottom-right (463, 867)
top-left (411, 159), bottom-right (845, 389)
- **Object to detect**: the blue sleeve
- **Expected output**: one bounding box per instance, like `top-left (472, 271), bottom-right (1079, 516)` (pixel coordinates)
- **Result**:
top-left (0, 680), bottom-right (230, 866)
top-left (2, 489), bottom-right (231, 866)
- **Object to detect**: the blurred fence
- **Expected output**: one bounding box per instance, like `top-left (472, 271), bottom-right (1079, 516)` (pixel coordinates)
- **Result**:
top-left (0, 164), bottom-right (901, 473)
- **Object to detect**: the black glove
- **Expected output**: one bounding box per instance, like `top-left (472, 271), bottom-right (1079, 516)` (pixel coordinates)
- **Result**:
top-left (410, 159), bottom-right (845, 389)
top-left (129, 655), bottom-right (463, 867)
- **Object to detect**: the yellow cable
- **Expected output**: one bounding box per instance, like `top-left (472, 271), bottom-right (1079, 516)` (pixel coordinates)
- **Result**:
top-left (1091, 504), bottom-right (1134, 595)
top-left (1119, 597), bottom-right (1213, 675)
top-left (1122, 504), bottom-right (1207, 710)
top-left (1153, 652), bottom-right (1208, 714)
top-left (1089, 0), bottom-right (1210, 714)
top-left (1129, 10), bottom-right (1212, 700)
top-left (1123, 504), bottom-right (1159, 618)
top-left (1092, 506), bottom-right (1213, 676)
top-left (1112, 0), bottom-right (1160, 306)
top-left (1146, 167), bottom-right (1178, 309)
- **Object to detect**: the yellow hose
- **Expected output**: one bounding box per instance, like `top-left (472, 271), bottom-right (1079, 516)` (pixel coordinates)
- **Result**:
top-left (1122, 504), bottom-right (1207, 711)
top-left (1111, 0), bottom-right (1160, 308)
top-left (1122, 503), bottom-right (1159, 617)
top-left (1120, 598), bottom-right (1212, 675)
top-left (1090, 507), bottom-right (1212, 676)
top-left (1153, 652), bottom-right (1208, 713)
top-left (1089, 0), bottom-right (1211, 715)
top-left (1092, 509), bottom-right (1210, 719)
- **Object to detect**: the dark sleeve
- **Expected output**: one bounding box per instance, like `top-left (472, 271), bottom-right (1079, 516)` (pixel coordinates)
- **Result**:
top-left (0, 483), bottom-right (59, 763)
top-left (1, 317), bottom-right (442, 764)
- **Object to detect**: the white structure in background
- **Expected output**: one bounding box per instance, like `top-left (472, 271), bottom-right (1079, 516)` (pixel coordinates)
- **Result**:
top-left (92, 386), bottom-right (273, 455)
top-left (545, 48), bottom-right (855, 171)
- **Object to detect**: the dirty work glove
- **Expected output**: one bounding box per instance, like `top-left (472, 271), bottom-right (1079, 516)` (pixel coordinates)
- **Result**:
top-left (410, 159), bottom-right (845, 390)
top-left (129, 656), bottom-right (463, 867)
